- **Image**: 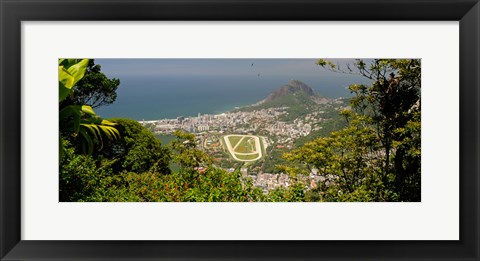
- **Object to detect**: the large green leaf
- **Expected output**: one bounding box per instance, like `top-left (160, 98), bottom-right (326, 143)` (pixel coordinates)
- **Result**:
top-left (79, 119), bottom-right (120, 153)
top-left (59, 66), bottom-right (74, 90)
top-left (65, 59), bottom-right (89, 87)
top-left (59, 85), bottom-right (71, 103)
top-left (58, 59), bottom-right (89, 102)
top-left (81, 122), bottom-right (120, 140)
top-left (78, 128), bottom-right (94, 155)
top-left (101, 119), bottom-right (117, 126)
top-left (81, 105), bottom-right (96, 116)
top-left (59, 67), bottom-right (72, 102)
top-left (59, 105), bottom-right (82, 133)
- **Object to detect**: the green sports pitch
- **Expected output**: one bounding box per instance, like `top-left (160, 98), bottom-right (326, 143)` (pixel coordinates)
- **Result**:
top-left (223, 135), bottom-right (264, 162)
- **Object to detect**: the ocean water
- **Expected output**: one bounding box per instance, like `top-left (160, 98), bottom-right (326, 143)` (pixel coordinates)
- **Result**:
top-left (95, 74), bottom-right (364, 121)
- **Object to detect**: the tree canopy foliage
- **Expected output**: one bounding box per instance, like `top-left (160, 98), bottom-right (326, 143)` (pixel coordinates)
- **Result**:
top-left (96, 118), bottom-right (171, 174)
top-left (62, 59), bottom-right (120, 109)
top-left (283, 59), bottom-right (421, 201)
top-left (168, 130), bottom-right (212, 170)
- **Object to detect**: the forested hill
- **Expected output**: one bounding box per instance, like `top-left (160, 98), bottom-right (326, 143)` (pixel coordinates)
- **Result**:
top-left (237, 80), bottom-right (331, 119)
top-left (263, 80), bottom-right (320, 103)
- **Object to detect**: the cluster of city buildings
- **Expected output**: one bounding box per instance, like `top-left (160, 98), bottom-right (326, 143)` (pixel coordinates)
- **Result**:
top-left (251, 172), bottom-right (291, 192)
top-left (141, 106), bottom-right (331, 148)
top-left (144, 108), bottom-right (282, 135)
top-left (241, 168), bottom-right (334, 193)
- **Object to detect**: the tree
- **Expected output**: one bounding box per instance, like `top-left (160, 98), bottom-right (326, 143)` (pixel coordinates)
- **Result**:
top-left (98, 118), bottom-right (171, 174)
top-left (317, 59), bottom-right (420, 178)
top-left (284, 59), bottom-right (421, 201)
top-left (61, 59), bottom-right (120, 109)
top-left (84, 167), bottom-right (265, 202)
top-left (59, 139), bottom-right (113, 201)
top-left (59, 59), bottom-right (120, 156)
top-left (391, 110), bottom-right (421, 201)
top-left (283, 114), bottom-right (396, 201)
top-left (168, 130), bottom-right (212, 170)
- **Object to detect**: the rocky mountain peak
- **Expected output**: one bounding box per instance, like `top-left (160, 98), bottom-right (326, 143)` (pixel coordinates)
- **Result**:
top-left (264, 80), bottom-right (315, 102)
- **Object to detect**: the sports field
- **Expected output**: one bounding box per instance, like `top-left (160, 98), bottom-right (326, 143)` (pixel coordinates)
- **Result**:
top-left (227, 136), bottom-right (242, 148)
top-left (223, 135), bottom-right (263, 162)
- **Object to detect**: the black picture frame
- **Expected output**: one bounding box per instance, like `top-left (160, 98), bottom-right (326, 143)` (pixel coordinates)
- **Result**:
top-left (1, 0), bottom-right (479, 260)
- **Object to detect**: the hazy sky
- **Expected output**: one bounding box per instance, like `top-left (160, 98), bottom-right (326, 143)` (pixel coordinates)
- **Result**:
top-left (95, 58), bottom-right (367, 79)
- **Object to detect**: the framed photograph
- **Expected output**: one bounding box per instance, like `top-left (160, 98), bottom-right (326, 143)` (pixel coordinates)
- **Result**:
top-left (1, 0), bottom-right (478, 260)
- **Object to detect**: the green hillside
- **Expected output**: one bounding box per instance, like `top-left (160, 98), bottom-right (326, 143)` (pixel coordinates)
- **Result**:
top-left (237, 80), bottom-right (327, 120)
